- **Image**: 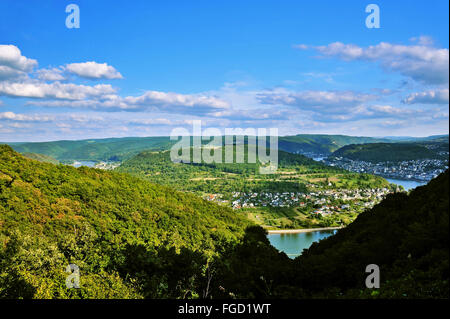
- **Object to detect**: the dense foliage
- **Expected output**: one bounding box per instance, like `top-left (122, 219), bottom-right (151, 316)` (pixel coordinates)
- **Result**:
top-left (22, 152), bottom-right (59, 165)
top-left (0, 145), bottom-right (250, 298)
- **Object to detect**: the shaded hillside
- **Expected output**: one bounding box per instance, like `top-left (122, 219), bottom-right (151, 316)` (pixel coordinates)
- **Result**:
top-left (0, 145), bottom-right (250, 298)
top-left (331, 142), bottom-right (443, 163)
top-left (292, 169), bottom-right (449, 298)
top-left (212, 170), bottom-right (449, 298)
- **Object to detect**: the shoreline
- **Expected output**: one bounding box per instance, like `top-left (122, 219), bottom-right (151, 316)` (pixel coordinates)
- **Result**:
top-left (267, 226), bottom-right (343, 234)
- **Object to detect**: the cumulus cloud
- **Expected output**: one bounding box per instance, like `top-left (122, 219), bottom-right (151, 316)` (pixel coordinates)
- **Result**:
top-left (402, 88), bottom-right (449, 105)
top-left (0, 111), bottom-right (53, 122)
top-left (210, 108), bottom-right (290, 121)
top-left (0, 80), bottom-right (116, 100)
top-left (65, 61), bottom-right (123, 79)
top-left (120, 91), bottom-right (229, 111)
top-left (128, 118), bottom-right (174, 125)
top-left (379, 120), bottom-right (408, 128)
top-left (27, 90), bottom-right (230, 114)
top-left (409, 36), bottom-right (434, 46)
top-left (295, 41), bottom-right (449, 85)
top-left (68, 114), bottom-right (104, 123)
top-left (257, 90), bottom-right (376, 113)
top-left (0, 45), bottom-right (37, 80)
top-left (293, 102), bottom-right (425, 124)
top-left (36, 67), bottom-right (66, 81)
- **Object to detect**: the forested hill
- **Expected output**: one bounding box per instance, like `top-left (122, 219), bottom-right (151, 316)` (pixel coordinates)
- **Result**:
top-left (8, 136), bottom-right (175, 162)
top-left (291, 169), bottom-right (449, 297)
top-left (278, 134), bottom-right (390, 155)
top-left (330, 142), bottom-right (447, 163)
top-left (0, 145), bottom-right (250, 298)
top-left (8, 134), bottom-right (378, 161)
top-left (7, 134), bottom-right (448, 162)
top-left (116, 147), bottom-right (349, 195)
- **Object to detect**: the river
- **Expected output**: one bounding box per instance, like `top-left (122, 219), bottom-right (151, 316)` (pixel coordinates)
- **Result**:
top-left (72, 161), bottom-right (96, 168)
top-left (268, 229), bottom-right (338, 259)
top-left (385, 178), bottom-right (426, 191)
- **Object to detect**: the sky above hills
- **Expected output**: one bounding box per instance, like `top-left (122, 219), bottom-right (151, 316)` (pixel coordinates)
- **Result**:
top-left (0, 0), bottom-right (449, 141)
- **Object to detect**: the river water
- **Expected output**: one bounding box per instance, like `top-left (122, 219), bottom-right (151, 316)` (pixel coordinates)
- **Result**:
top-left (72, 161), bottom-right (96, 168)
top-left (385, 178), bottom-right (426, 191)
top-left (268, 229), bottom-right (337, 259)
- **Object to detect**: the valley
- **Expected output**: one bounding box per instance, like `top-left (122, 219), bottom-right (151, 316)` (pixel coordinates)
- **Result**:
top-left (117, 146), bottom-right (395, 230)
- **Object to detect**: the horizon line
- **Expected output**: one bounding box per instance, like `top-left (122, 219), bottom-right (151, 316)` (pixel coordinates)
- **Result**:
top-left (1, 132), bottom-right (449, 144)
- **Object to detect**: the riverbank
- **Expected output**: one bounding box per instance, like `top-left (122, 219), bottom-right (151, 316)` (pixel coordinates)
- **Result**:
top-left (267, 226), bottom-right (343, 234)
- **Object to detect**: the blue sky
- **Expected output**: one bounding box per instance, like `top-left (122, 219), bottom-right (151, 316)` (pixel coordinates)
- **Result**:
top-left (0, 0), bottom-right (448, 141)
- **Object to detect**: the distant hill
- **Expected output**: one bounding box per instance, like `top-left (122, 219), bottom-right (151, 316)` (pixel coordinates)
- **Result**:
top-left (278, 134), bottom-right (391, 155)
top-left (8, 136), bottom-right (175, 162)
top-left (382, 135), bottom-right (449, 142)
top-left (6, 134), bottom-right (448, 162)
top-left (331, 141), bottom-right (448, 163)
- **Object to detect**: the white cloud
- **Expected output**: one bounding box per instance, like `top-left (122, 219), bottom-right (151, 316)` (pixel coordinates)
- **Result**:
top-left (65, 61), bottom-right (123, 79)
top-left (0, 111), bottom-right (53, 122)
top-left (403, 88), bottom-right (449, 105)
top-left (68, 113), bottom-right (105, 123)
top-left (380, 120), bottom-right (408, 128)
top-left (409, 36), bottom-right (434, 46)
top-left (27, 90), bottom-right (230, 114)
top-left (210, 108), bottom-right (289, 121)
top-left (0, 45), bottom-right (37, 72)
top-left (121, 91), bottom-right (229, 112)
top-left (0, 45), bottom-right (37, 80)
top-left (257, 90), bottom-right (376, 113)
top-left (128, 118), bottom-right (173, 125)
top-left (0, 80), bottom-right (116, 100)
top-left (296, 41), bottom-right (449, 85)
top-left (36, 67), bottom-right (65, 81)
